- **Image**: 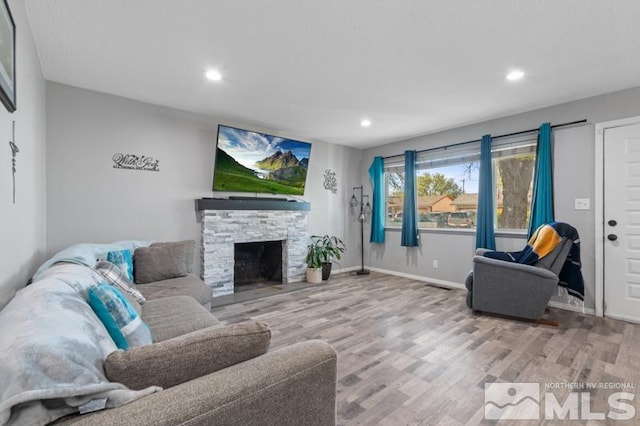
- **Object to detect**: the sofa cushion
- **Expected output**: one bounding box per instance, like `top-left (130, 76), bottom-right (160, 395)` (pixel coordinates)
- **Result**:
top-left (151, 240), bottom-right (196, 274)
top-left (87, 285), bottom-right (153, 350)
top-left (134, 245), bottom-right (187, 284)
top-left (104, 321), bottom-right (271, 390)
top-left (137, 275), bottom-right (212, 306)
top-left (141, 295), bottom-right (219, 342)
top-left (95, 260), bottom-right (146, 304)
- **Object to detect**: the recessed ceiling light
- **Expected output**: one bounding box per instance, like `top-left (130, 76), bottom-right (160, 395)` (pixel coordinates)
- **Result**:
top-left (205, 69), bottom-right (222, 81)
top-left (506, 70), bottom-right (525, 81)
top-left (361, 119), bottom-right (372, 127)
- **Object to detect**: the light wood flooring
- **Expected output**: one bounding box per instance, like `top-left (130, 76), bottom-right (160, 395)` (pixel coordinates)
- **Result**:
top-left (211, 272), bottom-right (640, 425)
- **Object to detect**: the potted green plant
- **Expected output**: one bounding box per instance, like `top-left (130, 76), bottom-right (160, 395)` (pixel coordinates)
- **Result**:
top-left (311, 235), bottom-right (346, 280)
top-left (305, 240), bottom-right (324, 283)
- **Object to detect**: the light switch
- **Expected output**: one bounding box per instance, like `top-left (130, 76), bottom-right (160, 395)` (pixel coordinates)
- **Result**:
top-left (574, 198), bottom-right (590, 210)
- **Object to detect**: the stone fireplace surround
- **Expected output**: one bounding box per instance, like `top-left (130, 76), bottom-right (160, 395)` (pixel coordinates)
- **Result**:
top-left (197, 198), bottom-right (310, 297)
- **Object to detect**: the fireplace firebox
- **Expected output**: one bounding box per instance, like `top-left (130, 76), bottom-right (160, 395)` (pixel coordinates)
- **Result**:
top-left (234, 240), bottom-right (283, 290)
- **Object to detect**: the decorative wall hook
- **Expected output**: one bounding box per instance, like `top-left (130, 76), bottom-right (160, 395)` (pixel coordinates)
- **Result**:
top-left (9, 120), bottom-right (18, 204)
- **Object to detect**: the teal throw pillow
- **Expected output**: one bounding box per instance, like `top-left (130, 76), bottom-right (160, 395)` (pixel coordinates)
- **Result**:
top-left (105, 249), bottom-right (134, 281)
top-left (87, 284), bottom-right (152, 350)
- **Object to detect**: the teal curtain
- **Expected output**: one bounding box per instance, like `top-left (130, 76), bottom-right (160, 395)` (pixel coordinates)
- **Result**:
top-left (401, 150), bottom-right (419, 247)
top-left (368, 156), bottom-right (385, 243)
top-left (527, 122), bottom-right (554, 238)
top-left (476, 135), bottom-right (496, 250)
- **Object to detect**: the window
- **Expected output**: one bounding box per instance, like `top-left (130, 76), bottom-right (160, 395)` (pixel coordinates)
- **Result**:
top-left (493, 137), bottom-right (536, 231)
top-left (384, 136), bottom-right (536, 231)
top-left (385, 165), bottom-right (404, 227)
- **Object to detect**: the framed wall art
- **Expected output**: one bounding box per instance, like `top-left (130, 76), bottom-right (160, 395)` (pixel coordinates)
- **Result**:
top-left (0, 0), bottom-right (15, 112)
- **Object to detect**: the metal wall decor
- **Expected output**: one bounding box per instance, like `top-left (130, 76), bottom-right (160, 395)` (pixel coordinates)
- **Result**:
top-left (112, 153), bottom-right (159, 172)
top-left (323, 169), bottom-right (337, 193)
top-left (8, 120), bottom-right (17, 203)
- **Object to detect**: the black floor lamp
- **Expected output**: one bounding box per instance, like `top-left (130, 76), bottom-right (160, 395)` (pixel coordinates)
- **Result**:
top-left (350, 185), bottom-right (371, 275)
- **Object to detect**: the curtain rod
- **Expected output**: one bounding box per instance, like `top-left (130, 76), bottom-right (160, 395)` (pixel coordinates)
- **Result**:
top-left (382, 119), bottom-right (587, 160)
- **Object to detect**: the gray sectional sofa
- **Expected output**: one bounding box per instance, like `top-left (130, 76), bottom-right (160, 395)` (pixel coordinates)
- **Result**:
top-left (55, 294), bottom-right (338, 425)
top-left (0, 242), bottom-right (338, 425)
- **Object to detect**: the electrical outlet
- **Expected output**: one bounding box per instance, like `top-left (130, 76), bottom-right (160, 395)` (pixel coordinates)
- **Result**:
top-left (574, 198), bottom-right (590, 210)
top-left (432, 260), bottom-right (438, 268)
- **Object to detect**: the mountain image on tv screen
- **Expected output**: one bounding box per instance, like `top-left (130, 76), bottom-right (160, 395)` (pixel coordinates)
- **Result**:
top-left (212, 125), bottom-right (312, 195)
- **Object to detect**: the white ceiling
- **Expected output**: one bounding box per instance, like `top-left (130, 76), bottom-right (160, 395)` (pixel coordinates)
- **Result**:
top-left (24, 0), bottom-right (640, 148)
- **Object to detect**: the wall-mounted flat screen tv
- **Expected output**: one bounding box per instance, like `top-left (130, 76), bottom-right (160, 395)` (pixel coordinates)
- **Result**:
top-left (212, 125), bottom-right (312, 195)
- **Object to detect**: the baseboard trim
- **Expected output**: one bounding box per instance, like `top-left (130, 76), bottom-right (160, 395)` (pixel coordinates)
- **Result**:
top-left (547, 300), bottom-right (595, 316)
top-left (333, 266), bottom-right (363, 274)
top-left (288, 266), bottom-right (363, 284)
top-left (366, 267), bottom-right (598, 316)
top-left (598, 312), bottom-right (640, 324)
top-left (366, 267), bottom-right (466, 290)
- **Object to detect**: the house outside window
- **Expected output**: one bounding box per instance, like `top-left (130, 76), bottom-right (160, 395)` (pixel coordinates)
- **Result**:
top-left (384, 135), bottom-right (536, 231)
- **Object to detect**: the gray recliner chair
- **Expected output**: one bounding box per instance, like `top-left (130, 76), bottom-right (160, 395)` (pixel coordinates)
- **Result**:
top-left (465, 238), bottom-right (572, 320)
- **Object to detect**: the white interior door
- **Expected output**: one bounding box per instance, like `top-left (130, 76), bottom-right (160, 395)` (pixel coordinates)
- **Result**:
top-left (604, 123), bottom-right (640, 323)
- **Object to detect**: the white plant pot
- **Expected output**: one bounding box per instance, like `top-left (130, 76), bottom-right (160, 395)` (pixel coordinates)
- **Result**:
top-left (306, 267), bottom-right (322, 283)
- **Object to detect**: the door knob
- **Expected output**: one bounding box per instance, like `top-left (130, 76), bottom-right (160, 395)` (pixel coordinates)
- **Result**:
top-left (608, 220), bottom-right (617, 227)
top-left (607, 234), bottom-right (618, 241)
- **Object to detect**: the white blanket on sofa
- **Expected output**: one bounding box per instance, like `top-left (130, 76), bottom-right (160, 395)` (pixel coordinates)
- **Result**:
top-left (0, 264), bottom-right (160, 426)
top-left (32, 240), bottom-right (152, 280)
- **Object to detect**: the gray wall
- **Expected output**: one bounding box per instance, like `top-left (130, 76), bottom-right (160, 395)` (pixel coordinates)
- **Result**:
top-left (46, 83), bottom-right (362, 271)
top-left (362, 85), bottom-right (640, 310)
top-left (41, 53), bottom-right (640, 311)
top-left (0, 0), bottom-right (47, 309)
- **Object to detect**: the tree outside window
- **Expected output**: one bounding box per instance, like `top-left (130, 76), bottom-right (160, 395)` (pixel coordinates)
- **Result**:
top-left (495, 154), bottom-right (535, 230)
top-left (384, 140), bottom-right (535, 231)
top-left (385, 170), bottom-right (404, 227)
